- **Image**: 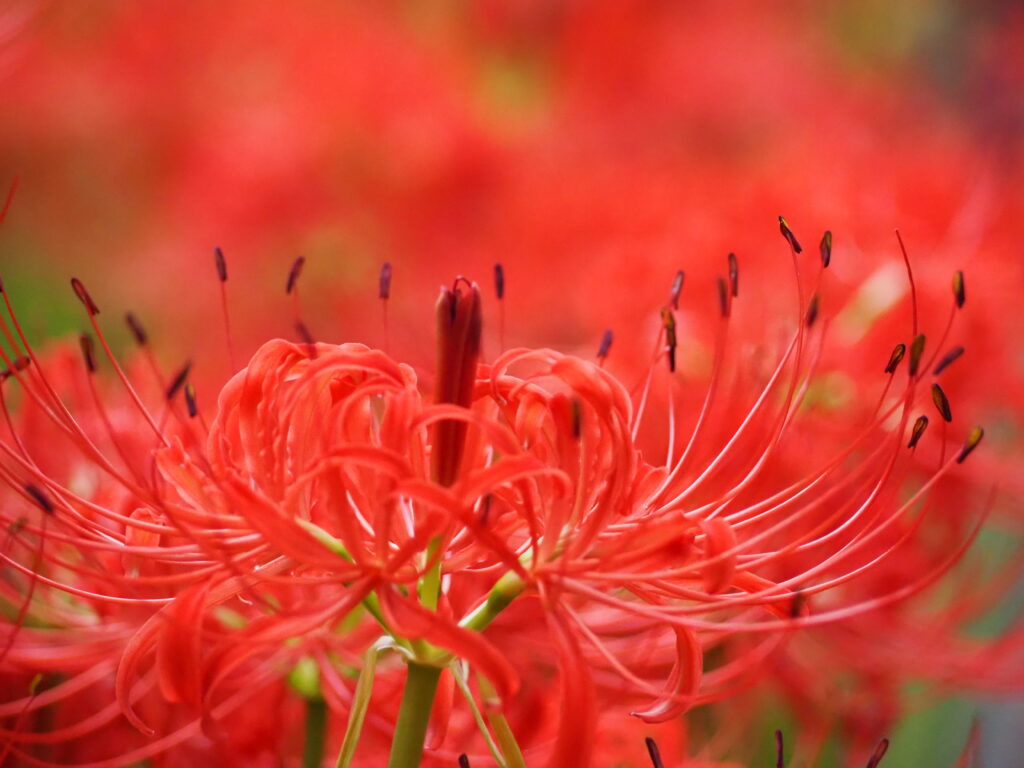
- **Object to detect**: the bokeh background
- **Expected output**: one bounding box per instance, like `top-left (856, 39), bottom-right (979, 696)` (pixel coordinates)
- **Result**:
top-left (1, 1), bottom-right (1022, 765)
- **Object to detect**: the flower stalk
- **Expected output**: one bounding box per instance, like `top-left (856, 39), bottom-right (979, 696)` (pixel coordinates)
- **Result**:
top-left (302, 697), bottom-right (328, 768)
top-left (290, 657), bottom-right (327, 768)
top-left (386, 662), bottom-right (444, 768)
top-left (460, 570), bottom-right (527, 634)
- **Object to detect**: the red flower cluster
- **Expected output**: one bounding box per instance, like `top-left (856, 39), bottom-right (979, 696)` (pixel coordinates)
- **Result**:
top-left (0, 218), bottom-right (1005, 766)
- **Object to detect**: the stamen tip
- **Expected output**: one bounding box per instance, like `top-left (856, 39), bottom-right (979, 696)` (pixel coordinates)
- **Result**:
top-left (805, 293), bottom-right (820, 327)
top-left (932, 345), bottom-right (964, 377)
top-left (957, 426), bottom-right (984, 463)
top-left (25, 484), bottom-right (54, 515)
top-left (866, 737), bottom-right (890, 768)
top-left (571, 397), bottom-right (583, 440)
top-left (931, 382), bottom-right (952, 423)
top-left (493, 263), bottom-right (505, 300)
top-left (379, 262), bottom-right (392, 300)
top-left (908, 333), bottom-right (926, 377)
top-left (819, 230), bottom-right (832, 267)
top-left (778, 215), bottom-right (803, 253)
top-left (214, 247), bottom-right (228, 282)
top-left (70, 277), bottom-right (99, 316)
top-left (286, 256), bottom-right (306, 295)
top-left (908, 415), bottom-right (929, 448)
top-left (717, 276), bottom-right (730, 318)
top-left (597, 329), bottom-right (613, 361)
top-left (165, 361), bottom-right (192, 401)
top-left (669, 269), bottom-right (685, 309)
top-left (184, 383), bottom-right (198, 418)
top-left (885, 343), bottom-right (906, 374)
top-left (125, 312), bottom-right (148, 346)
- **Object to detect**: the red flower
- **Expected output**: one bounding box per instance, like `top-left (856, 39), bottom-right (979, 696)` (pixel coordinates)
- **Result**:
top-left (0, 222), bottom-right (1001, 766)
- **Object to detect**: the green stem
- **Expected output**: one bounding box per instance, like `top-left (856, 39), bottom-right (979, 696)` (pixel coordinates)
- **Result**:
top-left (420, 537), bottom-right (443, 611)
top-left (459, 570), bottom-right (526, 633)
top-left (386, 662), bottom-right (443, 768)
top-left (302, 697), bottom-right (328, 768)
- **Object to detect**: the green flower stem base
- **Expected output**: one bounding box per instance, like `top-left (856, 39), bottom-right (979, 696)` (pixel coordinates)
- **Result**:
top-left (302, 697), bottom-right (328, 768)
top-left (386, 662), bottom-right (443, 768)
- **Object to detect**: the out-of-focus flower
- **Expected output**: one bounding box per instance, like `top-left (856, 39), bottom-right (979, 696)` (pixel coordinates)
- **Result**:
top-left (0, 218), bottom-right (1006, 767)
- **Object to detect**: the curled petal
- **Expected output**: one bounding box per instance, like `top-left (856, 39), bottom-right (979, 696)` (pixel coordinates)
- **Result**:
top-left (630, 626), bottom-right (702, 723)
top-left (116, 613), bottom-right (174, 734)
top-left (455, 456), bottom-right (572, 508)
top-left (411, 404), bottom-right (523, 458)
top-left (157, 581), bottom-right (211, 706)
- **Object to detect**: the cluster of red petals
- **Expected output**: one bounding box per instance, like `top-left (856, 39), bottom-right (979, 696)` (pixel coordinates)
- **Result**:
top-left (0, 240), bottom-right (1011, 766)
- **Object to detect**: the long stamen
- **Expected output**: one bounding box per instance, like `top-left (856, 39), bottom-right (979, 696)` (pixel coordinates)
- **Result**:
top-left (70, 278), bottom-right (168, 445)
top-left (819, 230), bottom-right (832, 268)
top-left (0, 486), bottom-right (52, 664)
top-left (79, 333), bottom-right (148, 486)
top-left (894, 229), bottom-right (919, 336)
top-left (596, 329), bottom-right (613, 366)
top-left (919, 270), bottom-right (966, 375)
top-left (0, 287), bottom-right (150, 495)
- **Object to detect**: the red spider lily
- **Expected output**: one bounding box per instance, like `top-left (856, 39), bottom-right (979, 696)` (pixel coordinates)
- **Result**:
top-left (0, 217), bottom-right (998, 767)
